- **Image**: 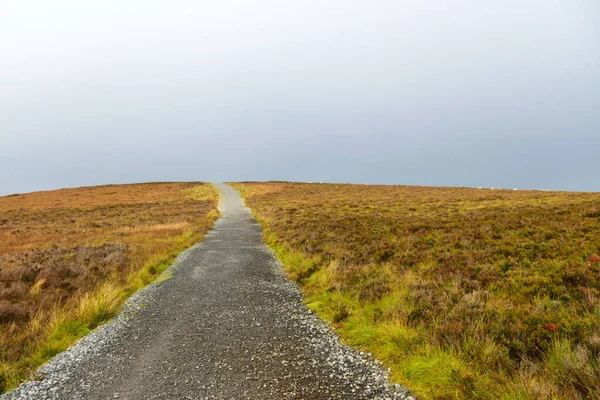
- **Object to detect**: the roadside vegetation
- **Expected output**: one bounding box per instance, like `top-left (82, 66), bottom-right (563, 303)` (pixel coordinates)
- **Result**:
top-left (232, 182), bottom-right (600, 400)
top-left (0, 182), bottom-right (219, 392)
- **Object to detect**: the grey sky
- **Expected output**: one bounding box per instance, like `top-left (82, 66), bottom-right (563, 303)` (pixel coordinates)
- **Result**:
top-left (1, 0), bottom-right (598, 195)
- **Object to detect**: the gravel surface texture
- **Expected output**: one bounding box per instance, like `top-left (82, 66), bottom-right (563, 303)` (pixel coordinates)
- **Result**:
top-left (3, 184), bottom-right (415, 400)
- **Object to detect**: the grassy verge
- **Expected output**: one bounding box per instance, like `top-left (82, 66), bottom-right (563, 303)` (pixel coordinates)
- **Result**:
top-left (232, 182), bottom-right (600, 400)
top-left (0, 183), bottom-right (219, 392)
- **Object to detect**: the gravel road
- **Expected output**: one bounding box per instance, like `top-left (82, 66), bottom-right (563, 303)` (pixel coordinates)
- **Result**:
top-left (3, 184), bottom-right (414, 400)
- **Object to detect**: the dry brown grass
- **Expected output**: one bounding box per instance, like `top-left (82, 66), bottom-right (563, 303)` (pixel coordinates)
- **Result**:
top-left (0, 182), bottom-right (218, 392)
top-left (233, 182), bottom-right (600, 400)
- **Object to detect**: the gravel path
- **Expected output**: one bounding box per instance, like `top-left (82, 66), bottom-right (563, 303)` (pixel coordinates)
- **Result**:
top-left (3, 184), bottom-right (414, 400)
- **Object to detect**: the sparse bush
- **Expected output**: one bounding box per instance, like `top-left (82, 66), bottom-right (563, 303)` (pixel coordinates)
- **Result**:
top-left (0, 303), bottom-right (28, 324)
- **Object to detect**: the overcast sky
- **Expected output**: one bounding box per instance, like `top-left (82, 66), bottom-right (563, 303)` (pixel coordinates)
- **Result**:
top-left (1, 0), bottom-right (598, 195)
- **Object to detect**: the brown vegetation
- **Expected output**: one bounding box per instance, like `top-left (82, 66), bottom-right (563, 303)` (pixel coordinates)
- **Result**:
top-left (232, 182), bottom-right (600, 400)
top-left (0, 183), bottom-right (218, 392)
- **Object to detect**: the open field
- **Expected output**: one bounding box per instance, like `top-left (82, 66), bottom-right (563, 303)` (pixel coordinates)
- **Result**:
top-left (232, 182), bottom-right (600, 400)
top-left (0, 183), bottom-right (219, 392)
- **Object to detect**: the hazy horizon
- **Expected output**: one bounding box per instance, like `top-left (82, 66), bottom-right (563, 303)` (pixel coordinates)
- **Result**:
top-left (2, 179), bottom-right (598, 197)
top-left (2, 1), bottom-right (599, 195)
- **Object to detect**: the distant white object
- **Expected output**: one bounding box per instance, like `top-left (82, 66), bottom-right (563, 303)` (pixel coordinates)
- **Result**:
top-left (491, 188), bottom-right (495, 190)
top-left (513, 188), bottom-right (518, 191)
top-left (309, 181), bottom-right (313, 184)
top-left (477, 187), bottom-right (482, 189)
top-left (320, 182), bottom-right (323, 184)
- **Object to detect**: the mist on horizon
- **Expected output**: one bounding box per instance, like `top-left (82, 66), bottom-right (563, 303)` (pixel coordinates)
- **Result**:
top-left (1, 0), bottom-right (599, 195)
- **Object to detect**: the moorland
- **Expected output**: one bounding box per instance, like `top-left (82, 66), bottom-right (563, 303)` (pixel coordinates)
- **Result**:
top-left (0, 183), bottom-right (218, 392)
top-left (233, 182), bottom-right (600, 400)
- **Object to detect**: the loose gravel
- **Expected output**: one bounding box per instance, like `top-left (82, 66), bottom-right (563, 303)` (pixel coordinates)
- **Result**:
top-left (2, 184), bottom-right (415, 400)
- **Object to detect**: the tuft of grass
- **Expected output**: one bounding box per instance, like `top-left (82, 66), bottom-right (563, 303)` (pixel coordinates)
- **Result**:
top-left (232, 181), bottom-right (600, 399)
top-left (545, 339), bottom-right (600, 398)
top-left (76, 280), bottom-right (122, 328)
